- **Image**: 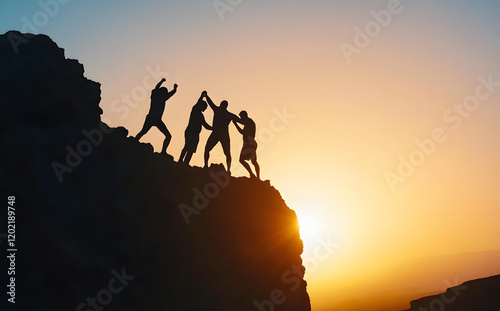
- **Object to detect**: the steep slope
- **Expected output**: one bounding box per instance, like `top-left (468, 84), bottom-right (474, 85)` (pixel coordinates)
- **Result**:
top-left (0, 31), bottom-right (311, 311)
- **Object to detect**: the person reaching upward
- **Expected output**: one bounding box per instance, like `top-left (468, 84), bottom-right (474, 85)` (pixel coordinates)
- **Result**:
top-left (203, 91), bottom-right (240, 174)
top-left (135, 78), bottom-right (178, 156)
top-left (179, 92), bottom-right (213, 165)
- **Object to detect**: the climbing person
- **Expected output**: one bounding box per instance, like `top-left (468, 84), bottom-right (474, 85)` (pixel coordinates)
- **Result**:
top-left (203, 91), bottom-right (240, 174)
top-left (179, 92), bottom-right (213, 165)
top-left (135, 78), bottom-right (178, 156)
top-left (233, 111), bottom-right (260, 179)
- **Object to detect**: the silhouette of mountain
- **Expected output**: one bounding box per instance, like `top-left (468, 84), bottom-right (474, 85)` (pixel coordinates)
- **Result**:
top-left (0, 31), bottom-right (310, 311)
top-left (405, 274), bottom-right (500, 311)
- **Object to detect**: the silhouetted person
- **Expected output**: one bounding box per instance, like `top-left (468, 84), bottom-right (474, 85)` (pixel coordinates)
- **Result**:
top-left (203, 91), bottom-right (240, 174)
top-left (135, 78), bottom-right (178, 155)
top-left (179, 92), bottom-right (213, 165)
top-left (233, 111), bottom-right (260, 179)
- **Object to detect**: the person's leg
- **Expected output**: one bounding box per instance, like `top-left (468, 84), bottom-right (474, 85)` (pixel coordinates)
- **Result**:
top-left (240, 154), bottom-right (255, 178)
top-left (135, 117), bottom-right (153, 140)
top-left (179, 130), bottom-right (191, 162)
top-left (185, 132), bottom-right (199, 165)
top-left (221, 134), bottom-right (231, 174)
top-left (156, 121), bottom-right (172, 154)
top-left (251, 157), bottom-right (260, 179)
top-left (204, 134), bottom-right (219, 168)
top-left (185, 152), bottom-right (193, 165)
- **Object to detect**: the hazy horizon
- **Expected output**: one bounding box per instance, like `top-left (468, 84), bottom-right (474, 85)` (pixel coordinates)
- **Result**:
top-left (2, 1), bottom-right (500, 309)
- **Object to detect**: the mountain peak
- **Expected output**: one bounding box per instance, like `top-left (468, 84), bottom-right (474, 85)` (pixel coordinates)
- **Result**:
top-left (1, 31), bottom-right (311, 310)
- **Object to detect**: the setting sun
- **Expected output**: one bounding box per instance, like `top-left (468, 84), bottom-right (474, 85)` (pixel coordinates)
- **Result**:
top-left (3, 0), bottom-right (500, 310)
top-left (298, 213), bottom-right (322, 245)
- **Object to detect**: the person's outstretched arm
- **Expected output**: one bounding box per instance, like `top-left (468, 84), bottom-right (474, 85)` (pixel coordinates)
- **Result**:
top-left (197, 92), bottom-right (205, 102)
top-left (232, 113), bottom-right (241, 124)
top-left (155, 78), bottom-right (166, 90)
top-left (202, 116), bottom-right (213, 131)
top-left (166, 83), bottom-right (178, 100)
top-left (232, 120), bottom-right (243, 134)
top-left (204, 91), bottom-right (218, 111)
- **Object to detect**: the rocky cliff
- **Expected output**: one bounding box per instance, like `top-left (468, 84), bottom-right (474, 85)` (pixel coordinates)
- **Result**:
top-left (0, 31), bottom-right (311, 311)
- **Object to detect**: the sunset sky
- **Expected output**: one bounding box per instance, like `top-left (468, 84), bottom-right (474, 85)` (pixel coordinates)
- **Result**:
top-left (2, 0), bottom-right (500, 310)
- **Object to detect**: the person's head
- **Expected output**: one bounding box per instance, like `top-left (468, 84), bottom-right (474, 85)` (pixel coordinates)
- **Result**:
top-left (220, 100), bottom-right (228, 109)
top-left (239, 110), bottom-right (248, 120)
top-left (195, 99), bottom-right (208, 111)
top-left (159, 87), bottom-right (169, 97)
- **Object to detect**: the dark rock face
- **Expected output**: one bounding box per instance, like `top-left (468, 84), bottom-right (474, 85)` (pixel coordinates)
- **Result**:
top-left (0, 31), bottom-right (310, 311)
top-left (405, 275), bottom-right (500, 311)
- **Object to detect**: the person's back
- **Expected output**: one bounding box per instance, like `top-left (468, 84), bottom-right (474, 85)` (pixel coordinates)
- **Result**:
top-left (242, 118), bottom-right (256, 141)
top-left (212, 107), bottom-right (235, 134)
top-left (179, 95), bottom-right (212, 165)
top-left (186, 106), bottom-right (205, 133)
top-left (203, 93), bottom-right (239, 173)
top-left (148, 88), bottom-right (169, 119)
top-left (135, 78), bottom-right (178, 156)
top-left (233, 111), bottom-right (260, 179)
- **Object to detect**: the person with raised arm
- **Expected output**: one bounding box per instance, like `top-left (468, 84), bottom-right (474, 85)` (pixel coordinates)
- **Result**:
top-left (203, 91), bottom-right (240, 174)
top-left (179, 92), bottom-right (213, 165)
top-left (135, 78), bottom-right (178, 156)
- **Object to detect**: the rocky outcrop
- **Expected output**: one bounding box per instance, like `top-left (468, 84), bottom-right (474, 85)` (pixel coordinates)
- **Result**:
top-left (0, 31), bottom-right (310, 311)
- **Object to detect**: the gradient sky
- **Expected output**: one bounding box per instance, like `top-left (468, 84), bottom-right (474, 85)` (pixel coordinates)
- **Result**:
top-left (2, 1), bottom-right (500, 310)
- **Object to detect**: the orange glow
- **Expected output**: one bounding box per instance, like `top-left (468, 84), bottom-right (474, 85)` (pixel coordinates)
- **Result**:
top-left (98, 40), bottom-right (500, 308)
top-left (30, 2), bottom-right (500, 309)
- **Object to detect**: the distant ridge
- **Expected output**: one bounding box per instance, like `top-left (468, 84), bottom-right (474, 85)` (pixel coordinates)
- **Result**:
top-left (405, 274), bottom-right (500, 311)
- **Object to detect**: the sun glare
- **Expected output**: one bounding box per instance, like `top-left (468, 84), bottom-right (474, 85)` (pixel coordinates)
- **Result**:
top-left (298, 214), bottom-right (322, 245)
